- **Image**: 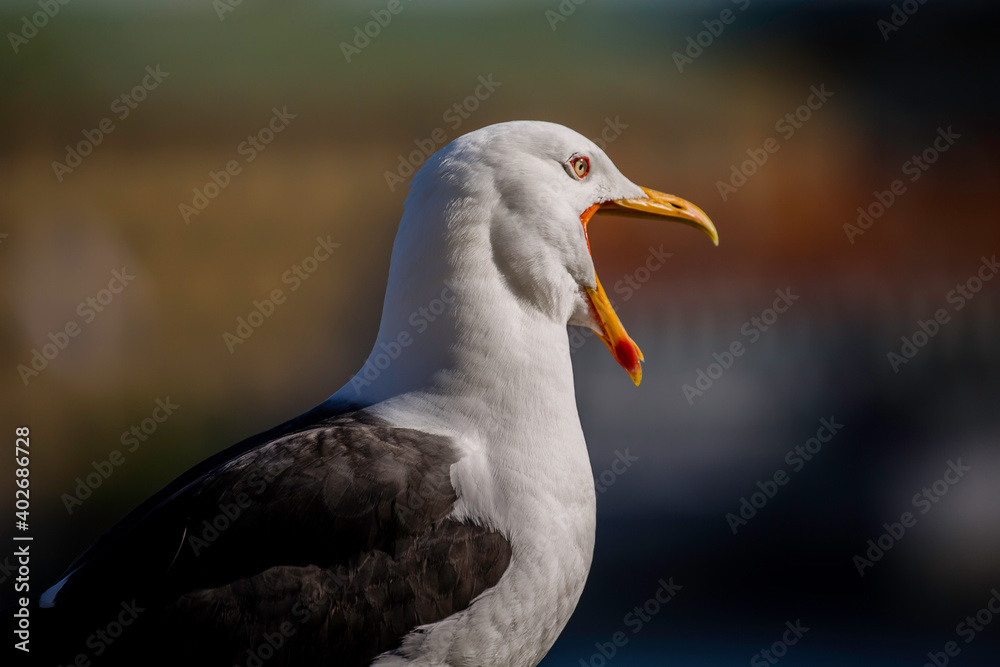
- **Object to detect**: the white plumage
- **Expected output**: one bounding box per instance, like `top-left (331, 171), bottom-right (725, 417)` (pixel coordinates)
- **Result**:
top-left (331, 121), bottom-right (716, 665)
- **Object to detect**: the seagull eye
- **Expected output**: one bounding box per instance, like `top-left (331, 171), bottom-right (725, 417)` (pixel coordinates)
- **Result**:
top-left (570, 156), bottom-right (590, 179)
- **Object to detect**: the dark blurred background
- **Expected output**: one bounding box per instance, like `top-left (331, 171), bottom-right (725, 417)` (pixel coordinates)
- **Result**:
top-left (2, 1), bottom-right (999, 665)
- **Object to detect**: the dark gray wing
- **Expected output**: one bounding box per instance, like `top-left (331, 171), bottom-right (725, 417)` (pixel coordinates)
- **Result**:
top-left (39, 409), bottom-right (511, 667)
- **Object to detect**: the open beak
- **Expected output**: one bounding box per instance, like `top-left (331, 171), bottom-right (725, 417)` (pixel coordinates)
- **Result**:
top-left (582, 186), bottom-right (718, 386)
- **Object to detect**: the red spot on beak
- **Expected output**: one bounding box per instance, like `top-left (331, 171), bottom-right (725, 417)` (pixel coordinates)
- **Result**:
top-left (614, 338), bottom-right (641, 376)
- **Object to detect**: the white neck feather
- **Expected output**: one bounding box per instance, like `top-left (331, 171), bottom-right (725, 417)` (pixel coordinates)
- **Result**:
top-left (330, 182), bottom-right (585, 446)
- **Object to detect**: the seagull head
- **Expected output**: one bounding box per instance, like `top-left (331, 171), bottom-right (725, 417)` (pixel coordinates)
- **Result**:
top-left (376, 120), bottom-right (717, 395)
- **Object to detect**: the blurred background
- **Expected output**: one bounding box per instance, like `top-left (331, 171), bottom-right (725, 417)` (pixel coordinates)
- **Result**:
top-left (2, 1), bottom-right (999, 665)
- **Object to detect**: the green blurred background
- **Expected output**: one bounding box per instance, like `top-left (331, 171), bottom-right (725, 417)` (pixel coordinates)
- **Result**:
top-left (2, 1), bottom-right (999, 665)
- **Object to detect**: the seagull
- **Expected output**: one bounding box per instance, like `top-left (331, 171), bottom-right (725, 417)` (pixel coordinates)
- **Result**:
top-left (39, 120), bottom-right (717, 667)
